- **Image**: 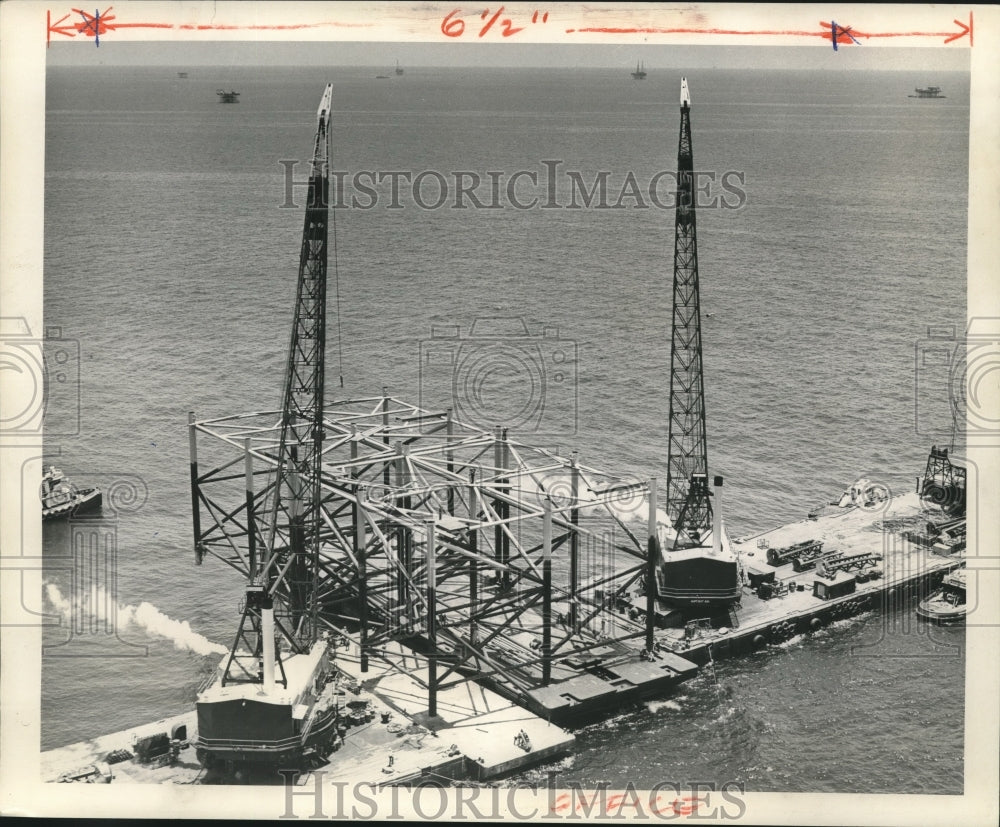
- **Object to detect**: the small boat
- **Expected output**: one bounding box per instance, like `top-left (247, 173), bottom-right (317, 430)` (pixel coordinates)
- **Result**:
top-left (917, 568), bottom-right (966, 622)
top-left (177, 72), bottom-right (188, 79)
top-left (41, 466), bottom-right (102, 521)
top-left (395, 60), bottom-right (404, 76)
top-left (216, 90), bottom-right (240, 103)
top-left (908, 86), bottom-right (945, 99)
top-left (375, 75), bottom-right (390, 79)
top-left (631, 60), bottom-right (647, 80)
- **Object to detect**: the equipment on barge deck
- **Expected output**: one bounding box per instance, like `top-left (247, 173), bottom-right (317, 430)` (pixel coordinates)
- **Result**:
top-left (192, 85), bottom-right (339, 771)
top-left (766, 539), bottom-right (822, 567)
top-left (918, 445), bottom-right (966, 517)
top-left (655, 78), bottom-right (739, 611)
top-left (814, 551), bottom-right (882, 579)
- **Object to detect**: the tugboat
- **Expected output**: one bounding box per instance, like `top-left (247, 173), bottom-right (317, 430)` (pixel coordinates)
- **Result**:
top-left (917, 568), bottom-right (966, 622)
top-left (908, 86), bottom-right (945, 99)
top-left (41, 466), bottom-right (102, 521)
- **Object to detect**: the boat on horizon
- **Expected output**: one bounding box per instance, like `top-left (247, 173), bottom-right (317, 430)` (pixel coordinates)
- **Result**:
top-left (631, 61), bottom-right (647, 80)
top-left (216, 90), bottom-right (240, 103)
top-left (395, 60), bottom-right (404, 76)
top-left (909, 86), bottom-right (945, 99)
top-left (41, 466), bottom-right (102, 521)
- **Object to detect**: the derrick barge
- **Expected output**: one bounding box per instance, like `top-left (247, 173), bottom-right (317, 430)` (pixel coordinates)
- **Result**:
top-left (42, 79), bottom-right (968, 786)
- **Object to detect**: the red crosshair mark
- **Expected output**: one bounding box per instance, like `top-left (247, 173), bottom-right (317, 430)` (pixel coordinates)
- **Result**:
top-left (48, 6), bottom-right (114, 45)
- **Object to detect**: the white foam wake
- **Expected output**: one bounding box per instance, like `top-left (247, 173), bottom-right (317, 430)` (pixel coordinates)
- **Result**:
top-left (45, 583), bottom-right (227, 656)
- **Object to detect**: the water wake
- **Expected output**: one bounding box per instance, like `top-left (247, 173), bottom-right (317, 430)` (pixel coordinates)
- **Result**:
top-left (45, 583), bottom-right (227, 656)
top-left (645, 699), bottom-right (683, 714)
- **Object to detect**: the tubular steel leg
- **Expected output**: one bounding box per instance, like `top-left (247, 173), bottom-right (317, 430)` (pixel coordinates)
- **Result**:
top-left (426, 519), bottom-right (437, 718)
top-left (352, 435), bottom-right (368, 673)
top-left (646, 477), bottom-right (658, 652)
top-left (542, 499), bottom-right (553, 685)
top-left (244, 438), bottom-right (256, 575)
top-left (188, 412), bottom-right (202, 562)
top-left (469, 470), bottom-right (479, 645)
top-left (570, 452), bottom-right (580, 630)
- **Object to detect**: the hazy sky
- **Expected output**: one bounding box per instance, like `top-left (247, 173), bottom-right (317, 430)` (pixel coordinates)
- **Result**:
top-left (45, 41), bottom-right (970, 72)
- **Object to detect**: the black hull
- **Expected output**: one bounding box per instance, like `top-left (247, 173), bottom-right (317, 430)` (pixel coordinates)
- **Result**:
top-left (42, 488), bottom-right (102, 521)
top-left (195, 706), bottom-right (339, 768)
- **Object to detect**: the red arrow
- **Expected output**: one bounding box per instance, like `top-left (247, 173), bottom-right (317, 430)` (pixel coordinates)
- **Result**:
top-left (819, 13), bottom-right (972, 45)
top-left (945, 13), bottom-right (973, 45)
top-left (47, 10), bottom-right (79, 42)
top-left (566, 12), bottom-right (973, 46)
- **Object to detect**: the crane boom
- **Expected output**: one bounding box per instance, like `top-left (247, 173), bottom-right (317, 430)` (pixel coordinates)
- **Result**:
top-left (264, 82), bottom-right (333, 643)
top-left (665, 77), bottom-right (712, 548)
top-left (654, 78), bottom-right (741, 613)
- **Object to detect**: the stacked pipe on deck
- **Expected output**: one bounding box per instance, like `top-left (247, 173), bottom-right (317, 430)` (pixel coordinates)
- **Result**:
top-left (815, 552), bottom-right (883, 580)
top-left (766, 539), bottom-right (824, 569)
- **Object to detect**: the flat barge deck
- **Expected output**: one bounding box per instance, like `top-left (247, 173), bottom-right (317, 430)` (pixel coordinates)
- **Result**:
top-left (648, 489), bottom-right (963, 665)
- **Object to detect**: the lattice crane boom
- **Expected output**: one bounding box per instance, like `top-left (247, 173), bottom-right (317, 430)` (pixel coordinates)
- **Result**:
top-left (665, 77), bottom-right (712, 549)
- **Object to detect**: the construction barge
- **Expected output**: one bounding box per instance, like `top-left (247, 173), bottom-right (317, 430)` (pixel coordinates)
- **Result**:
top-left (42, 80), bottom-right (968, 785)
top-left (40, 443), bottom-right (965, 786)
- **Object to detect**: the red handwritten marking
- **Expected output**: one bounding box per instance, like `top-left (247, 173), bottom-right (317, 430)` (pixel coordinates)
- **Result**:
top-left (478, 7), bottom-right (525, 38)
top-left (48, 6), bottom-right (373, 44)
top-left (441, 8), bottom-right (464, 37)
top-left (441, 8), bottom-right (548, 39)
top-left (565, 13), bottom-right (972, 45)
top-left (71, 6), bottom-right (112, 38)
top-left (48, 10), bottom-right (79, 42)
top-left (548, 792), bottom-right (705, 816)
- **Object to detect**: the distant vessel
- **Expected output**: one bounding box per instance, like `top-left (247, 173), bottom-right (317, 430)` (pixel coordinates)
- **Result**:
top-left (216, 90), bottom-right (240, 103)
top-left (395, 60), bottom-right (404, 76)
top-left (917, 568), bottom-right (966, 622)
top-left (631, 61), bottom-right (647, 80)
top-left (41, 466), bottom-right (102, 521)
top-left (375, 75), bottom-right (389, 80)
top-left (177, 72), bottom-right (188, 79)
top-left (909, 86), bottom-right (945, 99)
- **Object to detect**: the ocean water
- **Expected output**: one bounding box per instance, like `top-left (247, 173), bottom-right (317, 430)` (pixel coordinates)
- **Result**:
top-left (41, 65), bottom-right (967, 793)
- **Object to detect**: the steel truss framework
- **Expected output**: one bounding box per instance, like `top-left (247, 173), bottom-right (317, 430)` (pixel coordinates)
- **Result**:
top-left (189, 395), bottom-right (663, 703)
top-left (666, 87), bottom-right (712, 549)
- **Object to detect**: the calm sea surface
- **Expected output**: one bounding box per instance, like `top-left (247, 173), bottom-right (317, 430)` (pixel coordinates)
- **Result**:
top-left (42, 65), bottom-right (968, 793)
